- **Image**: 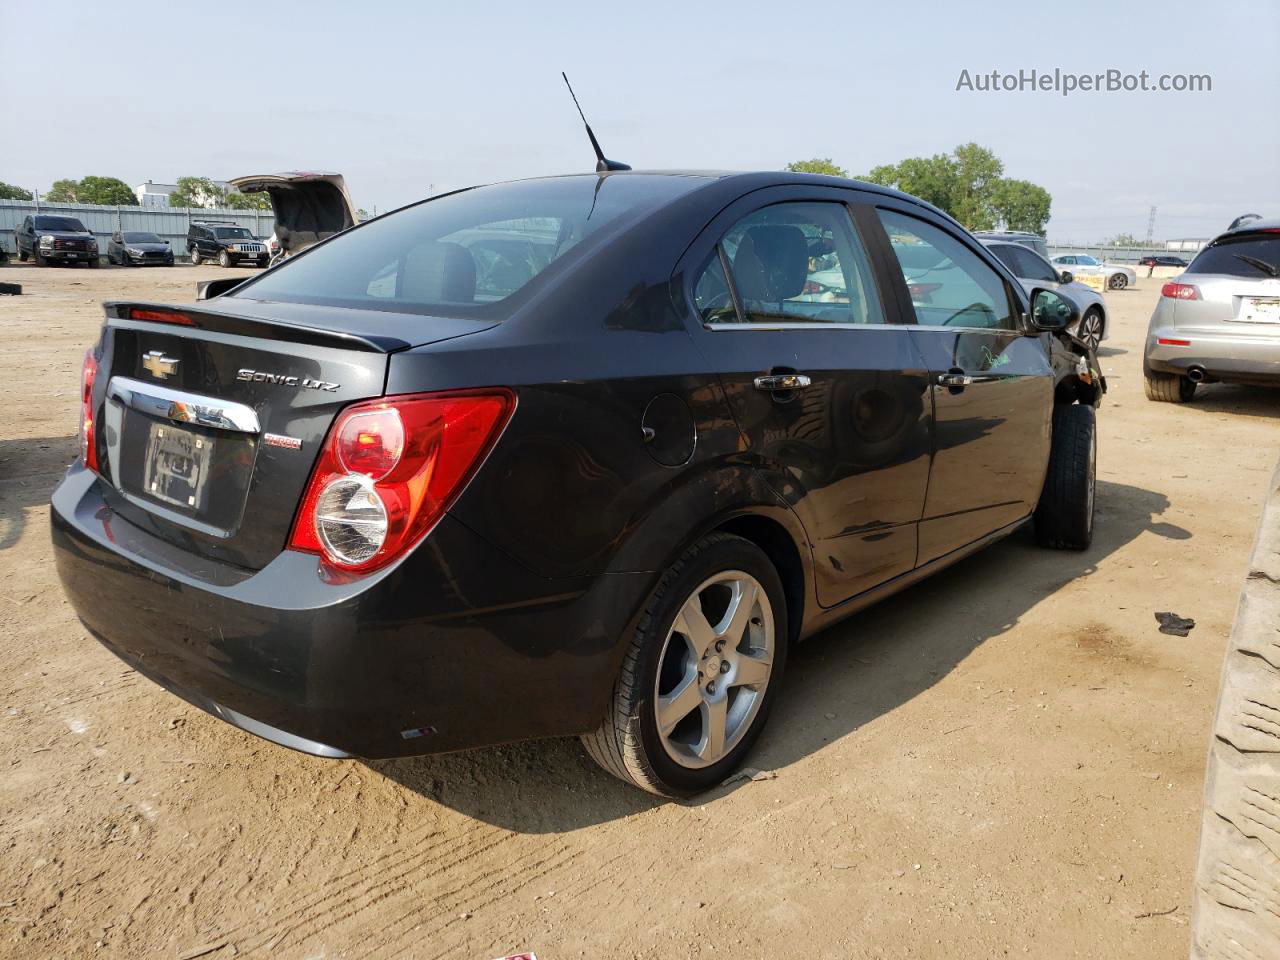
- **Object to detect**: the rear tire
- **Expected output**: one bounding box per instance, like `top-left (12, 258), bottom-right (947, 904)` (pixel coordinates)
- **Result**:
top-left (1034, 404), bottom-right (1096, 550)
top-left (1144, 369), bottom-right (1196, 403)
top-left (581, 532), bottom-right (788, 797)
top-left (1109, 273), bottom-right (1128, 290)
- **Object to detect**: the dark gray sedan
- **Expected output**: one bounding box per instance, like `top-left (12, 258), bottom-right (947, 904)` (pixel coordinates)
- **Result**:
top-left (107, 231), bottom-right (175, 267)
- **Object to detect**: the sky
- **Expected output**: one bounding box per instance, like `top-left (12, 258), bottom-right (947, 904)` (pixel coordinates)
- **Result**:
top-left (3, 0), bottom-right (1277, 242)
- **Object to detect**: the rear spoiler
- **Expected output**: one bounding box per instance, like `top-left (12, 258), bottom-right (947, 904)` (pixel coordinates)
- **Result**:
top-left (103, 301), bottom-right (408, 354)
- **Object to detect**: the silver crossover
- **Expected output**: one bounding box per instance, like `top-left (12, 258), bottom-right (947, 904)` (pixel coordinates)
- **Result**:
top-left (1144, 218), bottom-right (1280, 402)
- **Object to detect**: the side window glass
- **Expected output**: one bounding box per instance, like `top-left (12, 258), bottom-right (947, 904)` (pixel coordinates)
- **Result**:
top-left (877, 209), bottom-right (1014, 330)
top-left (1018, 248), bottom-right (1059, 284)
top-left (694, 201), bottom-right (885, 325)
top-left (692, 251), bottom-right (737, 323)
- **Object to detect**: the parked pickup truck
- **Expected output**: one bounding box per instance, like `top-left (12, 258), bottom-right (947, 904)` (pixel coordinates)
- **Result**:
top-left (15, 215), bottom-right (99, 266)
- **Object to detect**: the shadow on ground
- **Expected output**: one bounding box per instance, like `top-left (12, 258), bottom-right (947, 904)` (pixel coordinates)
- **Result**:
top-left (0, 435), bottom-right (76, 551)
top-left (370, 479), bottom-right (1187, 833)
top-left (1180, 383), bottom-right (1280, 420)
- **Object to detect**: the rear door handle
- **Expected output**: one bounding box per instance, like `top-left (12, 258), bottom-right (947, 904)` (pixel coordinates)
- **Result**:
top-left (753, 373), bottom-right (812, 392)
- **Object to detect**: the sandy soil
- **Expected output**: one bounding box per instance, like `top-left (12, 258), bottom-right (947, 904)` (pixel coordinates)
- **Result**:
top-left (1, 261), bottom-right (1277, 960)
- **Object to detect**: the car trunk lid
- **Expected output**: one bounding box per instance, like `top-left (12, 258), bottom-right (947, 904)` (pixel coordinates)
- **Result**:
top-left (228, 172), bottom-right (357, 257)
top-left (93, 299), bottom-right (495, 571)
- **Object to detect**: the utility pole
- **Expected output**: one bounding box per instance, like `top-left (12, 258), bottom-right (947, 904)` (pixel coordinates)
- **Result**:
top-left (1146, 205), bottom-right (1157, 245)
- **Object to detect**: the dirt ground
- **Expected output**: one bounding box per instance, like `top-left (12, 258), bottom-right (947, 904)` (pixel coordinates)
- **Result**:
top-left (0, 261), bottom-right (1276, 960)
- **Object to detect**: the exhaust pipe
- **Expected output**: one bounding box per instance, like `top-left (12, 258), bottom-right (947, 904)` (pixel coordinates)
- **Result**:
top-left (1187, 366), bottom-right (1206, 383)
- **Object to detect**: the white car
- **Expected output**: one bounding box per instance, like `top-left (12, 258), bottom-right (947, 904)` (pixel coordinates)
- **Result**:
top-left (1050, 254), bottom-right (1137, 291)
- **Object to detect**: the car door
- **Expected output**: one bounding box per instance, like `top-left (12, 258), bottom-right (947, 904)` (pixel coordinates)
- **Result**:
top-left (871, 205), bottom-right (1054, 565)
top-left (679, 187), bottom-right (934, 607)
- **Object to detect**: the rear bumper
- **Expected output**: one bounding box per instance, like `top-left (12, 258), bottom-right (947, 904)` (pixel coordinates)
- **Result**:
top-left (1145, 325), bottom-right (1280, 385)
top-left (51, 466), bottom-right (650, 759)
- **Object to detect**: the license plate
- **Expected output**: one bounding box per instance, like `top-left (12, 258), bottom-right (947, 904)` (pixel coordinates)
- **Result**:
top-left (143, 422), bottom-right (212, 510)
top-left (1240, 297), bottom-right (1280, 323)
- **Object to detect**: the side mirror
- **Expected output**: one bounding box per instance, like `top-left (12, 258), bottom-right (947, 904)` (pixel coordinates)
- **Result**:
top-left (1028, 287), bottom-right (1079, 333)
top-left (196, 276), bottom-right (251, 300)
top-left (1058, 270), bottom-right (1073, 283)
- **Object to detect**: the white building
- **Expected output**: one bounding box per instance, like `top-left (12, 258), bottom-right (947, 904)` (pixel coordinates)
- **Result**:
top-left (135, 179), bottom-right (233, 209)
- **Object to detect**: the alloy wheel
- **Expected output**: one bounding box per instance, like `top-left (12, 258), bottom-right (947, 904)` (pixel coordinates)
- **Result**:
top-left (653, 571), bottom-right (775, 769)
top-left (1080, 311), bottom-right (1103, 351)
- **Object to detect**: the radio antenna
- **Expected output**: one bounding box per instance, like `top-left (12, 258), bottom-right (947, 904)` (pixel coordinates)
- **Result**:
top-left (562, 72), bottom-right (631, 173)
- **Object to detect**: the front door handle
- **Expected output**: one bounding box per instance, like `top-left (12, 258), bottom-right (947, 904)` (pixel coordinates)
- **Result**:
top-left (754, 373), bottom-right (812, 392)
top-left (937, 372), bottom-right (999, 387)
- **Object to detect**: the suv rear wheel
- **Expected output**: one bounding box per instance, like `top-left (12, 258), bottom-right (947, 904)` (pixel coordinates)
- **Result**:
top-left (581, 532), bottom-right (787, 797)
top-left (1144, 370), bottom-right (1196, 403)
top-left (1034, 403), bottom-right (1096, 550)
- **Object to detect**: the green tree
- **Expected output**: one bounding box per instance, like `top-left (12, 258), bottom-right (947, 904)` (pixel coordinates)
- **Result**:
top-left (46, 178), bottom-right (81, 202)
top-left (0, 181), bottom-right (32, 201)
top-left (225, 190), bottom-right (272, 211)
top-left (76, 176), bottom-right (137, 205)
top-left (1107, 232), bottom-right (1141, 246)
top-left (356, 208), bottom-right (371, 221)
top-left (169, 176), bottom-right (227, 209)
top-left (990, 179), bottom-right (1052, 234)
top-left (785, 158), bottom-right (848, 178)
top-left (43, 176), bottom-right (136, 205)
top-left (859, 144), bottom-right (1050, 233)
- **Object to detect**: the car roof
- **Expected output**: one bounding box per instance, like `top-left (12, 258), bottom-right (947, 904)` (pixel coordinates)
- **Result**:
top-left (462, 170), bottom-right (963, 229)
top-left (1219, 217), bottom-right (1280, 237)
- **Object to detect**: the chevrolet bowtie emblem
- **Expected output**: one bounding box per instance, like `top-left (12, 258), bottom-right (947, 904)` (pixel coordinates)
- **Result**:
top-left (142, 350), bottom-right (180, 379)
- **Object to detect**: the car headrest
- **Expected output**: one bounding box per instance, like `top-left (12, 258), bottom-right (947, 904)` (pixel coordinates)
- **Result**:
top-left (401, 241), bottom-right (476, 303)
top-left (733, 225), bottom-right (809, 301)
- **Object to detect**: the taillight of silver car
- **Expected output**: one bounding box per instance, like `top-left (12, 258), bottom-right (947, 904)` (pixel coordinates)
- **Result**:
top-left (1161, 282), bottom-right (1200, 301)
top-left (79, 349), bottom-right (99, 473)
top-left (288, 389), bottom-right (515, 574)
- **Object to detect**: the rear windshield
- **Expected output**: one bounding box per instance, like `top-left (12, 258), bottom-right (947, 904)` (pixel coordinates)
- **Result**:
top-left (34, 216), bottom-right (86, 231)
top-left (231, 175), bottom-right (705, 317)
top-left (1187, 234), bottom-right (1280, 278)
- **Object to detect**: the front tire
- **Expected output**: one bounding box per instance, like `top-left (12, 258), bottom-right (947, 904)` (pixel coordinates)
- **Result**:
top-left (190, 247), bottom-right (201, 265)
top-left (17, 247), bottom-right (28, 262)
top-left (1108, 273), bottom-right (1128, 290)
top-left (1034, 404), bottom-right (1096, 550)
top-left (218, 250), bottom-right (231, 268)
top-left (1078, 308), bottom-right (1104, 351)
top-left (1144, 369), bottom-right (1196, 403)
top-left (581, 532), bottom-right (788, 797)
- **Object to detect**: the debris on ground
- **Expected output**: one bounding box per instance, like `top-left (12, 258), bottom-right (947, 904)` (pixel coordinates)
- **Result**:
top-left (1155, 612), bottom-right (1196, 637)
top-left (721, 767), bottom-right (777, 786)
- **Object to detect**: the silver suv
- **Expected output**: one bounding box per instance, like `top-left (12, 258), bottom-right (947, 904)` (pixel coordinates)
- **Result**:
top-left (1144, 219), bottom-right (1280, 401)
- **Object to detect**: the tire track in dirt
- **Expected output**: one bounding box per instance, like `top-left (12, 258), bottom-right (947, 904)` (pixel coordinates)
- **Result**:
top-left (226, 822), bottom-right (502, 955)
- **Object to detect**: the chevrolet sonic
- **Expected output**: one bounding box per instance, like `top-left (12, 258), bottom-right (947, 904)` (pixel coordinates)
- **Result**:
top-left (51, 171), bottom-right (1102, 796)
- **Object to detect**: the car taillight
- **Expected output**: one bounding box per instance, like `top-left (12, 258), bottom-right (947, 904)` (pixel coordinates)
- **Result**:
top-left (1161, 282), bottom-right (1199, 300)
top-left (289, 389), bottom-right (515, 574)
top-left (908, 282), bottom-right (942, 302)
top-left (79, 349), bottom-right (99, 472)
